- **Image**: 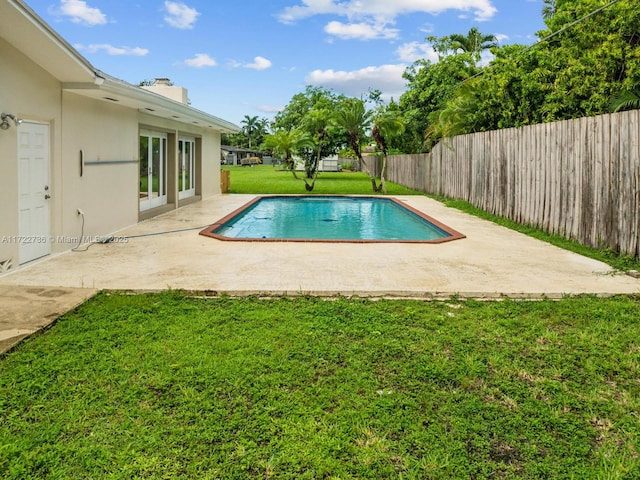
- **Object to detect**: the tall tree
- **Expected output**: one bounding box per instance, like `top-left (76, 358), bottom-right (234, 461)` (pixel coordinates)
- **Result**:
top-left (299, 107), bottom-right (333, 191)
top-left (241, 115), bottom-right (259, 149)
top-left (400, 0), bottom-right (639, 146)
top-left (399, 52), bottom-right (479, 152)
top-left (448, 27), bottom-right (497, 62)
top-left (372, 112), bottom-right (405, 194)
top-left (273, 86), bottom-right (346, 179)
top-left (537, 0), bottom-right (639, 120)
top-left (261, 129), bottom-right (314, 186)
top-left (332, 98), bottom-right (377, 191)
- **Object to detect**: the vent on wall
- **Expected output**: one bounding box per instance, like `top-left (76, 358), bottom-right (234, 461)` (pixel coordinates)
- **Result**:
top-left (0, 258), bottom-right (13, 273)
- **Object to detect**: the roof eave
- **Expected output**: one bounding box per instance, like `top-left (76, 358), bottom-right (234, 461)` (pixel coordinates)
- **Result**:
top-left (63, 76), bottom-right (240, 133)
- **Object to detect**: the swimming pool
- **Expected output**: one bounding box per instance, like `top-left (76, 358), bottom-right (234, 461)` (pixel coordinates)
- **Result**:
top-left (200, 196), bottom-right (465, 243)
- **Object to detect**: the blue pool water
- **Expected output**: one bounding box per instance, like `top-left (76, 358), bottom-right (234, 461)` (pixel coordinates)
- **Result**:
top-left (203, 196), bottom-right (464, 243)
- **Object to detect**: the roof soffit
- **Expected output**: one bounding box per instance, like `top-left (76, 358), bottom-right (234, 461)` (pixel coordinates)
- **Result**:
top-left (1, 0), bottom-right (96, 82)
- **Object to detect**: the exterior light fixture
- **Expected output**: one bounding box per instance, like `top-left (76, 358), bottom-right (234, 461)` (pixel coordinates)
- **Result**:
top-left (0, 113), bottom-right (23, 130)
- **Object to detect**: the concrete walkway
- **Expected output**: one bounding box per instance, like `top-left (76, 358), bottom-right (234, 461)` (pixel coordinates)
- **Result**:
top-left (0, 285), bottom-right (96, 353)
top-left (1, 194), bottom-right (638, 353)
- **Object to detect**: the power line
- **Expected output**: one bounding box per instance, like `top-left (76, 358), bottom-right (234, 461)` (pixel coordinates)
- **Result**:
top-left (525, 0), bottom-right (622, 52)
top-left (462, 0), bottom-right (623, 84)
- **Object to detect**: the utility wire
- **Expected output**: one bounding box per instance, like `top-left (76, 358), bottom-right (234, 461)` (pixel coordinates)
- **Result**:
top-left (521, 0), bottom-right (622, 53)
top-left (122, 224), bottom-right (218, 239)
top-left (462, 0), bottom-right (623, 84)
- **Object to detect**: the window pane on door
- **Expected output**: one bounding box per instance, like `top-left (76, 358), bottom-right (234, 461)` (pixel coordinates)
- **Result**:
top-left (178, 137), bottom-right (196, 200)
top-left (140, 136), bottom-right (149, 200)
top-left (152, 137), bottom-right (160, 199)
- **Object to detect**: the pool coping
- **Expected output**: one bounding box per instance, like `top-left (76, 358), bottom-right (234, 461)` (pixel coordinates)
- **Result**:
top-left (199, 195), bottom-right (466, 244)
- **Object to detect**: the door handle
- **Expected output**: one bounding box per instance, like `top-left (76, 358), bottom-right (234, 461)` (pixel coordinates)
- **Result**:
top-left (44, 194), bottom-right (51, 199)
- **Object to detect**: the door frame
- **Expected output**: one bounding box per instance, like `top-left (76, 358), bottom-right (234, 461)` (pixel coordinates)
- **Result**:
top-left (17, 120), bottom-right (51, 264)
top-left (178, 136), bottom-right (196, 200)
top-left (139, 129), bottom-right (168, 212)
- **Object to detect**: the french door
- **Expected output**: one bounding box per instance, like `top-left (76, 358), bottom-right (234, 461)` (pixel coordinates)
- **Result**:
top-left (178, 137), bottom-right (195, 200)
top-left (139, 130), bottom-right (167, 211)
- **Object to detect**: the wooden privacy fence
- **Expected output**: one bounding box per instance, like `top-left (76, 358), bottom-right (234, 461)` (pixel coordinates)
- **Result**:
top-left (385, 110), bottom-right (640, 259)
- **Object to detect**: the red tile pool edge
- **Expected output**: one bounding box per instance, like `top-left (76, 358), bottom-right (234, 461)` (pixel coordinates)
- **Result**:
top-left (199, 195), bottom-right (466, 244)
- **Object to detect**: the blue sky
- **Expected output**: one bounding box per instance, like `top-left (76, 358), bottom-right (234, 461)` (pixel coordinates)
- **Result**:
top-left (25, 0), bottom-right (548, 127)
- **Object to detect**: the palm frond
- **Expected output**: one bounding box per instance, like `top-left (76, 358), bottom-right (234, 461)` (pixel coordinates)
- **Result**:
top-left (609, 89), bottom-right (640, 113)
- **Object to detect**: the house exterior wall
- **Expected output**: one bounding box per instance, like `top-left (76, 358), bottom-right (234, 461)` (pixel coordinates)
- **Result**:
top-left (200, 127), bottom-right (222, 197)
top-left (0, 37), bottom-right (61, 265)
top-left (1, 35), bottom-right (224, 270)
top-left (60, 92), bottom-right (140, 249)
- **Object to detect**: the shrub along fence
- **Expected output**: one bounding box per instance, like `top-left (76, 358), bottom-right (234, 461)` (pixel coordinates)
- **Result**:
top-left (385, 110), bottom-right (640, 260)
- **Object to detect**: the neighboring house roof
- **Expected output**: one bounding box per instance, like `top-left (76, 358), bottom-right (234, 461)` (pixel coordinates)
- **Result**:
top-left (221, 145), bottom-right (263, 155)
top-left (1, 0), bottom-right (240, 133)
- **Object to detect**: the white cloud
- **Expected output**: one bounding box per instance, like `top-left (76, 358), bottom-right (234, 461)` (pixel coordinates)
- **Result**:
top-left (246, 56), bottom-right (273, 70)
top-left (395, 41), bottom-right (439, 63)
top-left (420, 23), bottom-right (435, 34)
top-left (256, 105), bottom-right (284, 114)
top-left (77, 43), bottom-right (148, 56)
top-left (164, 1), bottom-right (199, 29)
top-left (278, 0), bottom-right (497, 25)
top-left (478, 49), bottom-right (495, 66)
top-left (494, 33), bottom-right (509, 43)
top-left (57, 0), bottom-right (107, 25)
top-left (277, 0), bottom-right (341, 24)
top-left (229, 56), bottom-right (273, 70)
top-left (324, 21), bottom-right (398, 40)
top-left (306, 64), bottom-right (407, 101)
top-left (184, 53), bottom-right (217, 68)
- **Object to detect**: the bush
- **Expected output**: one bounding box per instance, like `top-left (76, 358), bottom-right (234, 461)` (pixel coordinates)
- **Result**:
top-left (340, 162), bottom-right (353, 171)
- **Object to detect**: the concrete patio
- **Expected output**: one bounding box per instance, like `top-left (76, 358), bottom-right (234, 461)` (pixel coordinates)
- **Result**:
top-left (1, 194), bottom-right (638, 352)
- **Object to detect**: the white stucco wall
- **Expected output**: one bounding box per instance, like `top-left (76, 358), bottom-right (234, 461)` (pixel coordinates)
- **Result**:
top-left (200, 127), bottom-right (222, 197)
top-left (60, 92), bottom-right (140, 249)
top-left (0, 37), bottom-right (61, 265)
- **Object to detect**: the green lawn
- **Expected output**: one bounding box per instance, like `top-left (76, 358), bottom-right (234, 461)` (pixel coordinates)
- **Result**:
top-left (223, 165), bottom-right (422, 195)
top-left (2, 292), bottom-right (639, 479)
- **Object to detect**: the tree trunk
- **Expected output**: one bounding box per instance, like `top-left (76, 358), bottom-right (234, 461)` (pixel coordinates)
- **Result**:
top-left (380, 154), bottom-right (388, 194)
top-left (287, 157), bottom-right (300, 180)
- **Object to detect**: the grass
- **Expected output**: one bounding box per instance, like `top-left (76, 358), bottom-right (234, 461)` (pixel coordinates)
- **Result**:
top-left (434, 198), bottom-right (640, 272)
top-left (2, 292), bottom-right (640, 479)
top-left (223, 165), bottom-right (422, 196)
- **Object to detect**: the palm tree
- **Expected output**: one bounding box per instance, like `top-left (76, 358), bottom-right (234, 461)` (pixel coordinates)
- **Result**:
top-left (372, 113), bottom-right (405, 194)
top-left (241, 115), bottom-right (259, 149)
top-left (448, 27), bottom-right (497, 63)
top-left (333, 98), bottom-right (377, 191)
top-left (542, 0), bottom-right (557, 20)
top-left (300, 107), bottom-right (332, 191)
top-left (255, 117), bottom-right (271, 144)
top-left (610, 86), bottom-right (640, 112)
top-left (424, 79), bottom-right (481, 148)
top-left (261, 129), bottom-right (314, 183)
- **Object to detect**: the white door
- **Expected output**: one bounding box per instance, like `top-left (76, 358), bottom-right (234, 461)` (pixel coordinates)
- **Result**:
top-left (139, 130), bottom-right (168, 211)
top-left (18, 121), bottom-right (51, 263)
top-left (178, 137), bottom-right (196, 200)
